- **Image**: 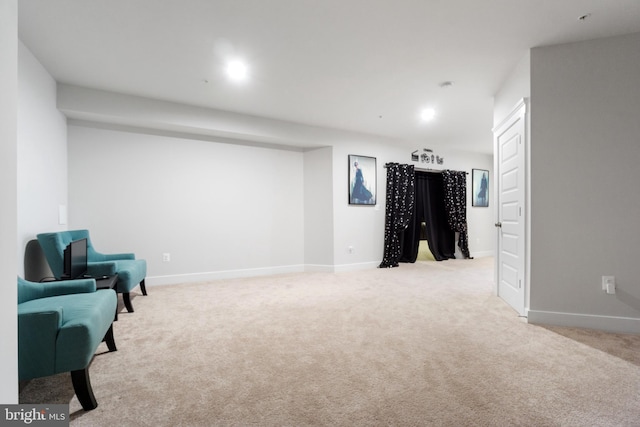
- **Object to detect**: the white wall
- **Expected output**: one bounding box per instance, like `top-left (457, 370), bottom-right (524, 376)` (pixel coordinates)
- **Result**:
top-left (304, 146), bottom-right (334, 269)
top-left (493, 52), bottom-right (531, 127)
top-left (3, 31), bottom-right (70, 403)
top-left (68, 125), bottom-right (305, 285)
top-left (17, 42), bottom-right (68, 277)
top-left (0, 0), bottom-right (18, 404)
top-left (528, 32), bottom-right (640, 333)
top-left (331, 137), bottom-right (389, 270)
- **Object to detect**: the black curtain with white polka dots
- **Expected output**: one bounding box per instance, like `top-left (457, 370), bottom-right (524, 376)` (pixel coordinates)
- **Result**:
top-left (442, 170), bottom-right (472, 259)
top-left (379, 163), bottom-right (415, 268)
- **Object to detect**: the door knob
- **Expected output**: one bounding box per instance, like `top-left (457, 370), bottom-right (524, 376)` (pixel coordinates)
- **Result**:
top-left (495, 222), bottom-right (502, 228)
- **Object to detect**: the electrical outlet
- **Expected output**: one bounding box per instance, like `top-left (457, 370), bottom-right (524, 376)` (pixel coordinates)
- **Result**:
top-left (163, 253), bottom-right (171, 262)
top-left (602, 276), bottom-right (615, 294)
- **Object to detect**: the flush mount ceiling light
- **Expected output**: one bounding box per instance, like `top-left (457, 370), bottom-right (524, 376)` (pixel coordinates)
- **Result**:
top-left (420, 108), bottom-right (436, 122)
top-left (225, 60), bottom-right (248, 82)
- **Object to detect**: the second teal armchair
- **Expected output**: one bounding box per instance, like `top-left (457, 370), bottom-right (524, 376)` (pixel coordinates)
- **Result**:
top-left (37, 229), bottom-right (147, 312)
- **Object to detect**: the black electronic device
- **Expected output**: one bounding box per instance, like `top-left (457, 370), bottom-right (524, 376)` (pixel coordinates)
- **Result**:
top-left (63, 238), bottom-right (88, 279)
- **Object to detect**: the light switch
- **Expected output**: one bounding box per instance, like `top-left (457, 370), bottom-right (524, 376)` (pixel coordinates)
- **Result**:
top-left (58, 205), bottom-right (67, 225)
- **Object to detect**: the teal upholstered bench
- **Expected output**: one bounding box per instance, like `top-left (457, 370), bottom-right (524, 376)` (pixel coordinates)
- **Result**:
top-left (18, 277), bottom-right (117, 410)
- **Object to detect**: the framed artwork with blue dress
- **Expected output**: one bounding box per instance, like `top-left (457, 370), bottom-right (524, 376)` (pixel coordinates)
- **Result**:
top-left (472, 169), bottom-right (489, 207)
top-left (348, 155), bottom-right (376, 205)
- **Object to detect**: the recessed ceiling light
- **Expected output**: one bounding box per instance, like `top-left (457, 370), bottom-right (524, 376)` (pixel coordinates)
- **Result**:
top-left (226, 60), bottom-right (248, 82)
top-left (420, 108), bottom-right (436, 122)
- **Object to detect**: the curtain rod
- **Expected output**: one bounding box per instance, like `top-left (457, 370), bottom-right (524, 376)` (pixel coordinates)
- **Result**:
top-left (383, 163), bottom-right (468, 175)
top-left (415, 167), bottom-right (469, 175)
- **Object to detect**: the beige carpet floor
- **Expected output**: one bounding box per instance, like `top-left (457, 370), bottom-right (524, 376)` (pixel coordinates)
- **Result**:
top-left (19, 257), bottom-right (640, 426)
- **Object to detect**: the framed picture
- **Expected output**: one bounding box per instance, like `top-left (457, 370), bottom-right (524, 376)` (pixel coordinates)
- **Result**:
top-left (348, 155), bottom-right (376, 205)
top-left (472, 169), bottom-right (489, 207)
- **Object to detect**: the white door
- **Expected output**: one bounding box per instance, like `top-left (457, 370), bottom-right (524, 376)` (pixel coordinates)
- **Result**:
top-left (493, 100), bottom-right (527, 316)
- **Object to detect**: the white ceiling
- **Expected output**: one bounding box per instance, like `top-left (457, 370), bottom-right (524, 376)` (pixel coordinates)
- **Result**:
top-left (17, 0), bottom-right (640, 154)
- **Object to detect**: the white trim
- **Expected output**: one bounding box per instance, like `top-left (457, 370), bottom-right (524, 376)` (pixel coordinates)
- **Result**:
top-left (304, 264), bottom-right (336, 273)
top-left (146, 262), bottom-right (381, 286)
top-left (493, 98), bottom-right (529, 315)
top-left (333, 261), bottom-right (380, 273)
top-left (528, 310), bottom-right (640, 335)
top-left (147, 264), bottom-right (306, 286)
top-left (492, 98), bottom-right (527, 133)
top-left (470, 250), bottom-right (495, 258)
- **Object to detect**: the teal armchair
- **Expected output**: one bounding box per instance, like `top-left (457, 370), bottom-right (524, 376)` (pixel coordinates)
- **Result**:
top-left (37, 229), bottom-right (147, 312)
top-left (18, 277), bottom-right (117, 410)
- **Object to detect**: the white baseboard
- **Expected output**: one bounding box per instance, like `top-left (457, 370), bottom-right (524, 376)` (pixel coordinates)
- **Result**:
top-left (147, 264), bottom-right (305, 286)
top-left (300, 262), bottom-right (380, 273)
top-left (333, 261), bottom-right (380, 273)
top-left (528, 309), bottom-right (640, 335)
top-left (470, 250), bottom-right (494, 258)
top-left (304, 264), bottom-right (336, 273)
top-left (147, 262), bottom-right (382, 286)
top-left (148, 258), bottom-right (497, 287)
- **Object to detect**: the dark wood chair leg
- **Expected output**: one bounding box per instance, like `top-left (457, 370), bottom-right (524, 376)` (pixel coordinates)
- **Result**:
top-left (123, 292), bottom-right (134, 313)
top-left (70, 368), bottom-right (98, 411)
top-left (140, 279), bottom-right (147, 296)
top-left (103, 324), bottom-right (117, 352)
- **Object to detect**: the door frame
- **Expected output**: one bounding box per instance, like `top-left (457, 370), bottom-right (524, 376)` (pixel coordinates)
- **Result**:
top-left (492, 98), bottom-right (530, 316)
